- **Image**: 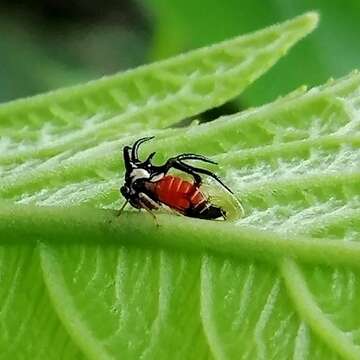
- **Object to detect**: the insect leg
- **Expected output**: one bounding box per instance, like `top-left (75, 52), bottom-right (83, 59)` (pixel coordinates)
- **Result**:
top-left (162, 158), bottom-right (233, 193)
top-left (138, 192), bottom-right (160, 210)
top-left (167, 159), bottom-right (203, 187)
top-left (117, 200), bottom-right (128, 217)
top-left (181, 161), bottom-right (233, 193)
top-left (138, 192), bottom-right (160, 226)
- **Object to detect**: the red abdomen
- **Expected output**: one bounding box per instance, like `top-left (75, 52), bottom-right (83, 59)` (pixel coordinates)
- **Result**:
top-left (149, 175), bottom-right (205, 212)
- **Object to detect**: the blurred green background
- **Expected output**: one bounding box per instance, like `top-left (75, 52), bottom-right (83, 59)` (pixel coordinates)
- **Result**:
top-left (1, 0), bottom-right (359, 112)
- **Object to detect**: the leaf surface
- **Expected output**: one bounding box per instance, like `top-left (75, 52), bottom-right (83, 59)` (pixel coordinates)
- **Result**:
top-left (2, 13), bottom-right (359, 360)
top-left (144, 0), bottom-right (360, 106)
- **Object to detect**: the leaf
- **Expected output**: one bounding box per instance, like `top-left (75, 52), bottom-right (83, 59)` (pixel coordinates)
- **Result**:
top-left (144, 0), bottom-right (360, 106)
top-left (0, 12), bottom-right (317, 200)
top-left (4, 12), bottom-right (360, 360)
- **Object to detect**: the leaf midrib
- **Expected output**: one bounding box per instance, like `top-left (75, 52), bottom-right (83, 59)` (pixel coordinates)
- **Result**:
top-left (1, 203), bottom-right (360, 269)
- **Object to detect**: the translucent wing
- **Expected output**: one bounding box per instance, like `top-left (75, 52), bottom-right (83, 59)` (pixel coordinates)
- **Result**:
top-left (201, 179), bottom-right (244, 221)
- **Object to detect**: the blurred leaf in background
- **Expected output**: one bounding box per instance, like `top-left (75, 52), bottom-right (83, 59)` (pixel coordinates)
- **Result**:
top-left (143, 0), bottom-right (360, 106)
top-left (0, 0), bottom-right (151, 102)
top-left (1, 0), bottom-right (360, 111)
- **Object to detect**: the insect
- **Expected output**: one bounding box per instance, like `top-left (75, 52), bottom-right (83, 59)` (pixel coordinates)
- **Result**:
top-left (119, 136), bottom-right (243, 220)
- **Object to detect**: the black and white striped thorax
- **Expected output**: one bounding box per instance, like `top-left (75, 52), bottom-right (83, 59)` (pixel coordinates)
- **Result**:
top-left (120, 137), bottom-right (164, 206)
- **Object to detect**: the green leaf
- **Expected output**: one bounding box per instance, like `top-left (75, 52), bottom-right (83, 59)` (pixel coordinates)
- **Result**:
top-left (4, 12), bottom-right (360, 360)
top-left (0, 12), bottom-right (317, 199)
top-left (144, 0), bottom-right (360, 106)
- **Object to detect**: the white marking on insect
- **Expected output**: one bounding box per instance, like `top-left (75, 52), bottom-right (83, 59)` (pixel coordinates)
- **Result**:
top-left (150, 173), bottom-right (165, 182)
top-left (130, 168), bottom-right (151, 181)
